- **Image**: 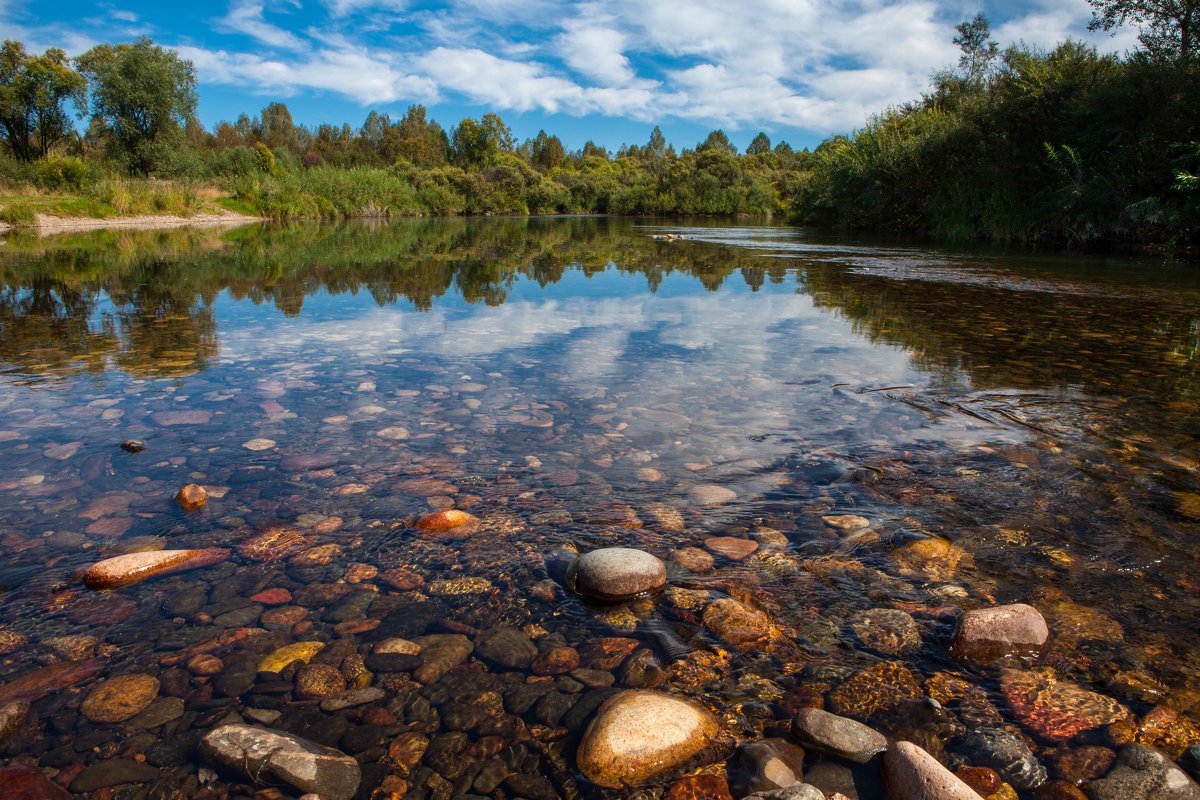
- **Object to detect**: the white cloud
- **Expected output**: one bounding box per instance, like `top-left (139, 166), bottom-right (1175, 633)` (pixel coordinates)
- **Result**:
top-left (557, 24), bottom-right (634, 86)
top-left (220, 0), bottom-right (306, 50)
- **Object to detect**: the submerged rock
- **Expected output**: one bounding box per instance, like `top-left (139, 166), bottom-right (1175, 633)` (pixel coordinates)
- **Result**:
top-left (200, 724), bottom-right (360, 800)
top-left (703, 598), bottom-right (771, 643)
top-left (1084, 745), bottom-right (1200, 800)
top-left (80, 674), bottom-right (159, 723)
top-left (850, 608), bottom-right (922, 655)
top-left (950, 603), bottom-right (1049, 665)
top-left (791, 707), bottom-right (887, 764)
top-left (1000, 668), bottom-right (1129, 744)
top-left (568, 547), bottom-right (667, 604)
top-left (414, 509), bottom-right (481, 540)
top-left (0, 765), bottom-right (71, 799)
top-left (79, 549), bottom-right (229, 589)
top-left (259, 641), bottom-right (325, 673)
top-left (577, 690), bottom-right (720, 788)
top-left (959, 726), bottom-right (1047, 790)
top-left (732, 738), bottom-right (807, 795)
top-left (882, 741), bottom-right (981, 800)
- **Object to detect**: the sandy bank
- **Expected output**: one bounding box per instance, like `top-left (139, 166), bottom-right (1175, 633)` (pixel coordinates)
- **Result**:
top-left (0, 210), bottom-right (262, 237)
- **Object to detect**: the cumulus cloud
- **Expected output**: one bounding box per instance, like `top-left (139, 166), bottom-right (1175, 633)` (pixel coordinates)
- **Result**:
top-left (6, 0), bottom-right (1145, 135)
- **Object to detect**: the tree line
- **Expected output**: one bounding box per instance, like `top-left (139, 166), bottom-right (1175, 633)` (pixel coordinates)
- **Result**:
top-left (0, 0), bottom-right (1197, 248)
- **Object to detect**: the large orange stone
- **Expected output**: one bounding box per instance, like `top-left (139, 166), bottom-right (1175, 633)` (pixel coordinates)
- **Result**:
top-left (175, 484), bottom-right (208, 511)
top-left (79, 549), bottom-right (229, 590)
top-left (413, 510), bottom-right (480, 540)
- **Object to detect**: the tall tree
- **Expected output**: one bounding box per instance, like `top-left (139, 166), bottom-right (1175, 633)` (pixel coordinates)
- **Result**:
top-left (0, 40), bottom-right (86, 161)
top-left (746, 132), bottom-right (772, 156)
top-left (75, 37), bottom-right (197, 174)
top-left (452, 113), bottom-right (513, 167)
top-left (954, 13), bottom-right (1000, 82)
top-left (698, 129), bottom-right (737, 154)
top-left (258, 102), bottom-right (295, 151)
top-left (529, 129), bottom-right (566, 171)
top-left (392, 105), bottom-right (449, 166)
top-left (1087, 0), bottom-right (1199, 61)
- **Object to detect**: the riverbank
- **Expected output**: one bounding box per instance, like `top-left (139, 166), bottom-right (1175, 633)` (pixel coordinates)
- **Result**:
top-left (0, 193), bottom-right (262, 235)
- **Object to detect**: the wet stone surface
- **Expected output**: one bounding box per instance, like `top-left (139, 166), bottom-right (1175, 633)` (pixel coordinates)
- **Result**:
top-left (1, 218), bottom-right (1200, 799)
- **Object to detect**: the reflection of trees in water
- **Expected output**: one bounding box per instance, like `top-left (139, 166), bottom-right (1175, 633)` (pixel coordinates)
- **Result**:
top-left (2, 218), bottom-right (1198, 400)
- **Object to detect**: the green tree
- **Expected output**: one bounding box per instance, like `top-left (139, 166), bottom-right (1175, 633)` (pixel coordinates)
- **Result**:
top-left (0, 40), bottom-right (86, 162)
top-left (452, 113), bottom-right (513, 167)
top-left (646, 126), bottom-right (668, 159)
top-left (1087, 0), bottom-right (1199, 61)
top-left (258, 102), bottom-right (295, 151)
top-left (582, 140), bottom-right (609, 160)
top-left (698, 129), bottom-right (737, 154)
top-left (954, 13), bottom-right (1000, 82)
top-left (529, 129), bottom-right (566, 171)
top-left (746, 132), bottom-right (772, 155)
top-left (392, 105), bottom-right (449, 166)
top-left (75, 37), bottom-right (197, 174)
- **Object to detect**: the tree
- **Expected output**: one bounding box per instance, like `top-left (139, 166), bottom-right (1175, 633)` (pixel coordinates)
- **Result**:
top-left (582, 140), bottom-right (609, 159)
top-left (699, 129), bottom-right (737, 155)
top-left (1087, 0), bottom-right (1199, 61)
top-left (529, 129), bottom-right (565, 171)
top-left (75, 37), bottom-right (197, 174)
top-left (0, 40), bottom-right (86, 161)
top-left (954, 13), bottom-right (999, 82)
top-left (392, 105), bottom-right (449, 166)
top-left (258, 102), bottom-right (295, 151)
top-left (646, 126), bottom-right (667, 159)
top-left (746, 132), bottom-right (772, 156)
top-left (452, 113), bottom-right (513, 167)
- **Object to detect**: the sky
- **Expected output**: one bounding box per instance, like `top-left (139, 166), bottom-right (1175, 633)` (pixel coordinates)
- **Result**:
top-left (3, 0), bottom-right (1140, 152)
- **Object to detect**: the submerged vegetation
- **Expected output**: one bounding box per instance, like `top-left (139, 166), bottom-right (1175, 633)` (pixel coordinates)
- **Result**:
top-left (0, 3), bottom-right (1198, 249)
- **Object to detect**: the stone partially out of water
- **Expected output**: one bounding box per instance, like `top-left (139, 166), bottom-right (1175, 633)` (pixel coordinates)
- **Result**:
top-left (175, 483), bottom-right (208, 511)
top-left (577, 690), bottom-right (720, 788)
top-left (413, 509), bottom-right (481, 540)
top-left (200, 724), bottom-right (361, 800)
top-left (791, 708), bottom-right (887, 764)
top-left (79, 549), bottom-right (230, 589)
top-left (1084, 745), bottom-right (1200, 800)
top-left (568, 547), bottom-right (667, 603)
top-left (882, 741), bottom-right (981, 800)
top-left (950, 603), bottom-right (1049, 665)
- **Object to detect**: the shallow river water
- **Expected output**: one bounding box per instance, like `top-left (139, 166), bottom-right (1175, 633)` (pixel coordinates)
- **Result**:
top-left (1, 217), bottom-right (1199, 800)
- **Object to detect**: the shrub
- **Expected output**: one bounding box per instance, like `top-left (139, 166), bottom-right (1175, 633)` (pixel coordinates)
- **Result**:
top-left (0, 202), bottom-right (37, 226)
top-left (34, 156), bottom-right (91, 192)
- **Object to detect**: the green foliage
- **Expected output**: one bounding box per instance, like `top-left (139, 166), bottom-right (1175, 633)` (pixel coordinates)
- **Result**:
top-left (75, 37), bottom-right (198, 174)
top-left (34, 155), bottom-right (90, 191)
top-left (0, 40), bottom-right (86, 161)
top-left (1087, 0), bottom-right (1200, 62)
top-left (0, 201), bottom-right (36, 225)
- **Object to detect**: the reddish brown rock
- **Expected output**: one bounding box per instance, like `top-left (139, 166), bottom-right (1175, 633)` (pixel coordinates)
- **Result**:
top-left (956, 766), bottom-right (1002, 796)
top-left (84, 517), bottom-right (133, 537)
top-left (413, 510), bottom-right (481, 540)
top-left (883, 741), bottom-right (981, 800)
top-left (671, 547), bottom-right (715, 573)
top-left (532, 645), bottom-right (581, 676)
top-left (79, 549), bottom-right (229, 590)
top-left (664, 774), bottom-right (734, 800)
top-left (250, 588), bottom-right (293, 605)
top-left (0, 657), bottom-right (108, 704)
top-left (80, 674), bottom-right (159, 722)
top-left (1035, 780), bottom-right (1089, 800)
top-left (1001, 668), bottom-right (1130, 744)
top-left (1045, 745), bottom-right (1116, 784)
top-left (0, 765), bottom-right (71, 800)
top-left (379, 568), bottom-right (424, 591)
top-left (704, 536), bottom-right (758, 561)
top-left (703, 598), bottom-right (771, 644)
top-left (261, 606), bottom-right (308, 628)
top-left (0, 630), bottom-right (30, 656)
top-left (579, 638), bottom-right (641, 670)
top-left (67, 596), bottom-right (136, 625)
top-left (334, 619), bottom-right (380, 636)
top-left (1133, 706), bottom-right (1200, 758)
top-left (829, 662), bottom-right (924, 722)
top-left (175, 484), bottom-right (208, 512)
top-left (186, 655), bottom-right (224, 676)
top-left (396, 477), bottom-right (458, 496)
top-left (951, 604), bottom-right (1049, 665)
top-left (236, 528), bottom-right (316, 562)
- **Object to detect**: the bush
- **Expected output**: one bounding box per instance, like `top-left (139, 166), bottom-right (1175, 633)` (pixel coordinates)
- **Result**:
top-left (34, 156), bottom-right (91, 192)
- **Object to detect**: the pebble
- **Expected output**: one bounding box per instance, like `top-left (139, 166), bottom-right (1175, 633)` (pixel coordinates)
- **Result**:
top-left (849, 608), bottom-right (922, 655)
top-left (373, 638), bottom-right (421, 656)
top-left (295, 663), bottom-right (346, 699)
top-left (791, 707), bottom-right (887, 764)
top-left (242, 437), bottom-right (277, 450)
top-left (671, 547), bottom-right (715, 573)
top-left (733, 737), bottom-right (808, 795)
top-left (704, 536), bottom-right (759, 561)
top-left (259, 641), bottom-right (325, 673)
top-left (959, 726), bottom-right (1048, 790)
top-left (689, 484), bottom-right (737, 505)
top-left (883, 740), bottom-right (982, 800)
top-left (80, 674), bottom-right (160, 723)
top-left (79, 548), bottom-right (229, 589)
top-left (576, 690), bottom-right (720, 788)
top-left (0, 765), bottom-right (71, 799)
top-left (200, 724), bottom-right (361, 800)
top-left (175, 483), bottom-right (208, 511)
top-left (703, 597), bottom-right (772, 643)
top-left (822, 514), bottom-right (871, 532)
top-left (951, 603), bottom-right (1049, 665)
top-left (474, 627), bottom-right (537, 669)
top-left (69, 759), bottom-right (159, 791)
top-left (568, 547), bottom-right (667, 603)
top-left (413, 509), bottom-right (481, 539)
top-left (1085, 744), bottom-right (1200, 799)
top-left (1000, 668), bottom-right (1128, 743)
top-left (0, 630), bottom-right (30, 656)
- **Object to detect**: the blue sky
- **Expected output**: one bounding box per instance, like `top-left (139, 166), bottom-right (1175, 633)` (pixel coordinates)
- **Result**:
top-left (3, 0), bottom-right (1138, 152)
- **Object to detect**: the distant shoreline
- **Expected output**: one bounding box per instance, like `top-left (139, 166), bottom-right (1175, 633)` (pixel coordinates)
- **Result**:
top-left (0, 209), bottom-right (262, 236)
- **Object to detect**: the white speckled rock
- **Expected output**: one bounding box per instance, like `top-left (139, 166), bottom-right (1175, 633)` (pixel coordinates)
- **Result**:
top-left (568, 547), bottom-right (667, 603)
top-left (200, 724), bottom-right (360, 800)
top-left (577, 690), bottom-right (719, 788)
top-left (883, 741), bottom-right (981, 800)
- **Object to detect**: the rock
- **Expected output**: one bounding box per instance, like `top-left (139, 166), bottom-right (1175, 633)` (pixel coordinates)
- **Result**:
top-left (280, 453), bottom-right (339, 471)
top-left (822, 514), bottom-right (870, 532)
top-left (703, 598), bottom-right (771, 643)
top-left (960, 726), bottom-right (1048, 790)
top-left (892, 537), bottom-right (972, 581)
top-left (80, 674), bottom-right (159, 723)
top-left (320, 687), bottom-right (386, 712)
top-left (1000, 668), bottom-right (1129, 744)
top-left (672, 547), bottom-right (715, 573)
top-left (568, 547), bottom-right (667, 604)
top-left (175, 483), bottom-right (208, 511)
top-left (250, 587), bottom-right (292, 605)
top-left (414, 509), bottom-right (481, 540)
top-left (733, 738), bottom-right (807, 795)
top-left (577, 690), bottom-right (720, 788)
top-left (704, 536), bottom-right (759, 561)
top-left (119, 440), bottom-right (146, 453)
top-left (295, 664), bottom-right (346, 699)
top-left (373, 638), bottom-right (421, 656)
top-left (127, 696), bottom-right (185, 730)
top-left (0, 630), bottom-right (29, 656)
top-left (379, 568), bottom-right (424, 590)
top-left (956, 766), bottom-right (1002, 797)
top-left (412, 634), bottom-right (473, 684)
top-left (475, 627), bottom-right (537, 669)
top-left (743, 785), bottom-right (824, 800)
top-left (1046, 745), bottom-right (1116, 784)
top-left (0, 700), bottom-right (31, 744)
top-left (580, 637), bottom-right (641, 670)
top-left (152, 410), bottom-right (212, 426)
top-left (1036, 780), bottom-right (1089, 800)
top-left (259, 641), bottom-right (326, 673)
top-left (0, 656), bottom-right (108, 704)
top-left (200, 724), bottom-right (361, 800)
top-left (1132, 705), bottom-right (1200, 759)
top-left (849, 608), bottom-right (922, 655)
top-left (791, 708), bottom-right (887, 764)
top-left (0, 765), bottom-right (71, 799)
top-left (1084, 745), bottom-right (1200, 800)
top-left (69, 759), bottom-right (158, 791)
top-left (665, 774), bottom-right (735, 799)
top-left (951, 604), bottom-right (1049, 665)
top-left (532, 645), bottom-right (581, 675)
top-left (883, 741), bottom-right (982, 800)
top-left (79, 548), bottom-right (229, 589)
top-left (689, 484), bottom-right (737, 505)
top-left (828, 661), bottom-right (923, 722)
top-left (236, 527), bottom-right (316, 561)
